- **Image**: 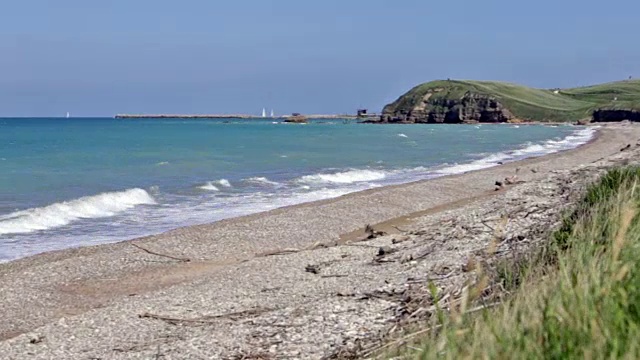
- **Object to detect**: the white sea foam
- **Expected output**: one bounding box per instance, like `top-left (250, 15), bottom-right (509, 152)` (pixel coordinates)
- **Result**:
top-left (298, 169), bottom-right (387, 185)
top-left (434, 127), bottom-right (595, 176)
top-left (198, 182), bottom-right (220, 191)
top-left (244, 177), bottom-right (280, 186)
top-left (0, 188), bottom-right (155, 235)
top-left (1, 125), bottom-right (600, 263)
top-left (511, 127), bottom-right (595, 157)
top-left (156, 161), bottom-right (169, 166)
top-left (398, 133), bottom-right (408, 138)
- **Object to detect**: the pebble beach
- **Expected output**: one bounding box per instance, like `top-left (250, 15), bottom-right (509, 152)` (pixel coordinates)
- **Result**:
top-left (2, 123), bottom-right (640, 359)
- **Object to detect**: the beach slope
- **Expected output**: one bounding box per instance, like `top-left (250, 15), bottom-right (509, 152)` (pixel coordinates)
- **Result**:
top-left (1, 124), bottom-right (639, 358)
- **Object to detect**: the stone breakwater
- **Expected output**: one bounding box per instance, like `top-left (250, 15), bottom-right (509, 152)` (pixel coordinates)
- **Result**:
top-left (115, 114), bottom-right (267, 119)
top-left (0, 124), bottom-right (639, 359)
top-left (114, 114), bottom-right (359, 119)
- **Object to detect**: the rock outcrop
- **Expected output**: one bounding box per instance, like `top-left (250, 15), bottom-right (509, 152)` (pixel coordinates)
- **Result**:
top-left (593, 109), bottom-right (640, 122)
top-left (379, 88), bottom-right (514, 124)
top-left (284, 114), bottom-right (308, 123)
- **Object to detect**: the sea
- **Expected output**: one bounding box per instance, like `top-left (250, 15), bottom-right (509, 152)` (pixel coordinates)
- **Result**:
top-left (0, 118), bottom-right (595, 262)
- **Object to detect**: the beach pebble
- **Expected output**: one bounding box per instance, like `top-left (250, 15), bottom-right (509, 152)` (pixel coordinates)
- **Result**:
top-left (377, 246), bottom-right (394, 256)
top-left (27, 334), bottom-right (44, 344)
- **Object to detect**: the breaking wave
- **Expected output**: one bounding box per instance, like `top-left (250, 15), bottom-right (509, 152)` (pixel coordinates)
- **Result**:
top-left (434, 127), bottom-right (595, 176)
top-left (244, 177), bottom-right (280, 186)
top-left (0, 188), bottom-right (155, 235)
top-left (198, 182), bottom-right (220, 191)
top-left (298, 169), bottom-right (387, 185)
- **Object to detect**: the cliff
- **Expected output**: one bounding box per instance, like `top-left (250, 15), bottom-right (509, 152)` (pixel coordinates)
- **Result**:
top-left (377, 79), bottom-right (640, 123)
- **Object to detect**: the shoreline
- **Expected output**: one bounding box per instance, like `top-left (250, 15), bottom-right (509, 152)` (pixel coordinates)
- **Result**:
top-left (2, 125), bottom-right (596, 265)
top-left (1, 123), bottom-right (638, 358)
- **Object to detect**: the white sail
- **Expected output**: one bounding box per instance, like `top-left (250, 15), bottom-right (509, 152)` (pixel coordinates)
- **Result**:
top-left (270, 109), bottom-right (274, 117)
top-left (262, 108), bottom-right (266, 118)
top-left (66, 112), bottom-right (70, 118)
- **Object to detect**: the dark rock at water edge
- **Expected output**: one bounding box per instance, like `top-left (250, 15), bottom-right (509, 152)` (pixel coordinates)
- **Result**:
top-left (283, 114), bottom-right (308, 123)
top-left (593, 109), bottom-right (640, 123)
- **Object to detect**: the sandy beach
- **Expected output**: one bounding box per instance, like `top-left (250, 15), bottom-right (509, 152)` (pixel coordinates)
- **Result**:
top-left (2, 123), bottom-right (640, 359)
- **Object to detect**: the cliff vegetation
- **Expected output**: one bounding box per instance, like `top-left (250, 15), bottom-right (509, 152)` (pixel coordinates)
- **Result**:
top-left (379, 79), bottom-right (640, 123)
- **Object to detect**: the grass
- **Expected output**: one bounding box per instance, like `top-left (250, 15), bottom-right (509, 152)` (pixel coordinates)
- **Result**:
top-left (388, 167), bottom-right (640, 359)
top-left (384, 79), bottom-right (640, 122)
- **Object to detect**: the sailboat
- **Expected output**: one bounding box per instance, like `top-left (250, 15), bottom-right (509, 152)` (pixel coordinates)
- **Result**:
top-left (66, 112), bottom-right (70, 118)
top-left (270, 109), bottom-right (274, 118)
top-left (262, 108), bottom-right (267, 118)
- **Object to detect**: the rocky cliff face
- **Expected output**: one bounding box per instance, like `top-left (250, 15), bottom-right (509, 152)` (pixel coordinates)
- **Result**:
top-left (380, 89), bottom-right (514, 124)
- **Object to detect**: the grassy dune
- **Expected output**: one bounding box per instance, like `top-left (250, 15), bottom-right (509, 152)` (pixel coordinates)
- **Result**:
top-left (391, 167), bottom-right (640, 358)
top-left (385, 79), bottom-right (640, 122)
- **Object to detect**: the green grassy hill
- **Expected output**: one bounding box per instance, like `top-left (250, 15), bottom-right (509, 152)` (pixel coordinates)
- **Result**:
top-left (383, 79), bottom-right (640, 122)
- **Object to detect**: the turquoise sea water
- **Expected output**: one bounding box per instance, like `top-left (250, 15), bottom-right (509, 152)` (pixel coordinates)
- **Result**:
top-left (0, 118), bottom-right (593, 261)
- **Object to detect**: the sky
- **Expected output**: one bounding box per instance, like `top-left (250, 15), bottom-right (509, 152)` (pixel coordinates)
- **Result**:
top-left (0, 0), bottom-right (638, 117)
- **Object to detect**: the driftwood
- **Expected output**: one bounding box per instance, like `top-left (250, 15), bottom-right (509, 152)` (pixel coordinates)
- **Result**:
top-left (139, 313), bottom-right (211, 325)
top-left (305, 264), bottom-right (320, 274)
top-left (358, 289), bottom-right (403, 301)
top-left (362, 325), bottom-right (443, 358)
top-left (392, 235), bottom-right (411, 244)
top-left (362, 302), bottom-right (501, 358)
top-left (372, 258), bottom-right (396, 264)
top-left (364, 224), bottom-right (386, 240)
top-left (343, 243), bottom-right (380, 249)
top-left (139, 308), bottom-right (271, 325)
top-left (392, 225), bottom-right (409, 233)
top-left (130, 243), bottom-right (191, 262)
top-left (405, 270), bottom-right (457, 285)
top-left (523, 208), bottom-right (544, 218)
top-left (412, 245), bottom-right (435, 261)
top-left (480, 220), bottom-right (496, 232)
top-left (256, 248), bottom-right (301, 257)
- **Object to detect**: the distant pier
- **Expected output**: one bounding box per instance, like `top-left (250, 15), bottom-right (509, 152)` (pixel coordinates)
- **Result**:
top-left (115, 114), bottom-right (261, 119)
top-left (114, 113), bottom-right (378, 120)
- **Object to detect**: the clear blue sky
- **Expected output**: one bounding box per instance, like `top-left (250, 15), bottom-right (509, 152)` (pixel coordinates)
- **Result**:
top-left (1, 0), bottom-right (638, 117)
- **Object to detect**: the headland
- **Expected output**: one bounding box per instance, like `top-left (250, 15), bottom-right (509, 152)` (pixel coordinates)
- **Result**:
top-left (373, 79), bottom-right (640, 124)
